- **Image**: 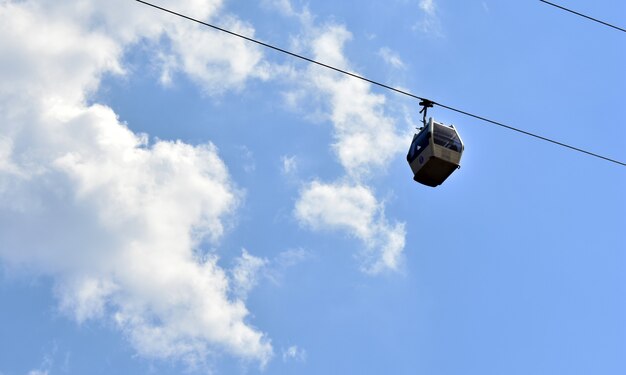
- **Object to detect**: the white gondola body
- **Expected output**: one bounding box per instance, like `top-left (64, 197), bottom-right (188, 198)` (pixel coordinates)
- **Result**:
top-left (407, 117), bottom-right (464, 187)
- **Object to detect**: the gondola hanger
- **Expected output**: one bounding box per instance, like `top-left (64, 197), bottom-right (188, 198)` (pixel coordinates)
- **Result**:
top-left (418, 99), bottom-right (434, 129)
top-left (407, 101), bottom-right (464, 187)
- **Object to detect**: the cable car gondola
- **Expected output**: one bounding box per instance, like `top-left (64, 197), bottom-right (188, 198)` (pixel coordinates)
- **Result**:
top-left (407, 101), bottom-right (464, 187)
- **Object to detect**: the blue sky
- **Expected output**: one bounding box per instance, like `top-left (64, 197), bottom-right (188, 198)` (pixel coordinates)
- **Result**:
top-left (0, 0), bottom-right (625, 374)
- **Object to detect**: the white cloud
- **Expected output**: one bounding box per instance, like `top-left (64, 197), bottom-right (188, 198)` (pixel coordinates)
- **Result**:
top-left (57, 276), bottom-right (118, 323)
top-left (282, 345), bottom-right (307, 362)
top-left (263, 248), bottom-right (312, 286)
top-left (258, 1), bottom-right (409, 273)
top-left (262, 0), bottom-right (313, 25)
top-left (310, 25), bottom-right (352, 69)
top-left (415, 0), bottom-right (443, 36)
top-left (263, 0), bottom-right (296, 16)
top-left (281, 155), bottom-right (299, 175)
top-left (231, 248), bottom-right (313, 289)
top-left (0, 4), bottom-right (413, 373)
top-left (33, 0), bottom-right (268, 94)
top-left (296, 182), bottom-right (377, 238)
top-left (0, 0), bottom-right (273, 368)
top-left (378, 47), bottom-right (406, 70)
top-left (295, 181), bottom-right (405, 274)
top-left (238, 145), bottom-right (256, 173)
top-left (306, 25), bottom-right (406, 180)
top-left (231, 249), bottom-right (269, 299)
top-left (25, 344), bottom-right (55, 375)
top-left (163, 16), bottom-right (271, 94)
top-left (280, 18), bottom-right (408, 274)
top-left (275, 247), bottom-right (311, 268)
top-left (419, 0), bottom-right (436, 15)
top-left (0, 0), bottom-right (269, 101)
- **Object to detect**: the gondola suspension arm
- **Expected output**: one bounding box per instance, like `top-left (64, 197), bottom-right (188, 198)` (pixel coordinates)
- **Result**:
top-left (419, 99), bottom-right (434, 128)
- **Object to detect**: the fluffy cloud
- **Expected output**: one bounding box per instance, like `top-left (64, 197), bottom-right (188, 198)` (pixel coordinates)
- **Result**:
top-left (283, 16), bottom-right (408, 273)
top-left (303, 24), bottom-right (407, 179)
top-left (161, 15), bottom-right (271, 93)
top-left (1, 0), bottom-right (412, 369)
top-left (0, 0), bottom-right (272, 367)
top-left (295, 181), bottom-right (405, 274)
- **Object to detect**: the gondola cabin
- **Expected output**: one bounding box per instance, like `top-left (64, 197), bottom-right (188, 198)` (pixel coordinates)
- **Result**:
top-left (407, 117), bottom-right (464, 187)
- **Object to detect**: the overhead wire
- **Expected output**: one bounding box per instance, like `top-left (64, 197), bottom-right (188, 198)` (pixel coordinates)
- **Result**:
top-left (134, 0), bottom-right (626, 167)
top-left (539, 0), bottom-right (626, 33)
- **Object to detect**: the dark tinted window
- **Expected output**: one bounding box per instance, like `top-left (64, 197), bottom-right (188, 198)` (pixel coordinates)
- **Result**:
top-left (407, 129), bottom-right (430, 163)
top-left (433, 123), bottom-right (462, 152)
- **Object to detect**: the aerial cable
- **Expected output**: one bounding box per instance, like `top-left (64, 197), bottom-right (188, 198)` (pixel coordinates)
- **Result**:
top-left (539, 0), bottom-right (626, 33)
top-left (134, 0), bottom-right (626, 167)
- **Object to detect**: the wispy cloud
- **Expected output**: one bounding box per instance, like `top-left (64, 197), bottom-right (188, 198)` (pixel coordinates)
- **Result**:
top-left (419, 0), bottom-right (435, 15)
top-left (281, 154), bottom-right (299, 176)
top-left (262, 0), bottom-right (314, 25)
top-left (275, 247), bottom-right (312, 268)
top-left (264, 248), bottom-right (313, 285)
top-left (414, 0), bottom-right (443, 36)
top-left (273, 1), bottom-right (408, 274)
top-left (378, 47), bottom-right (406, 70)
top-left (231, 249), bottom-right (269, 299)
top-left (282, 345), bottom-right (307, 362)
top-left (238, 145), bottom-right (256, 173)
top-left (25, 341), bottom-right (61, 375)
